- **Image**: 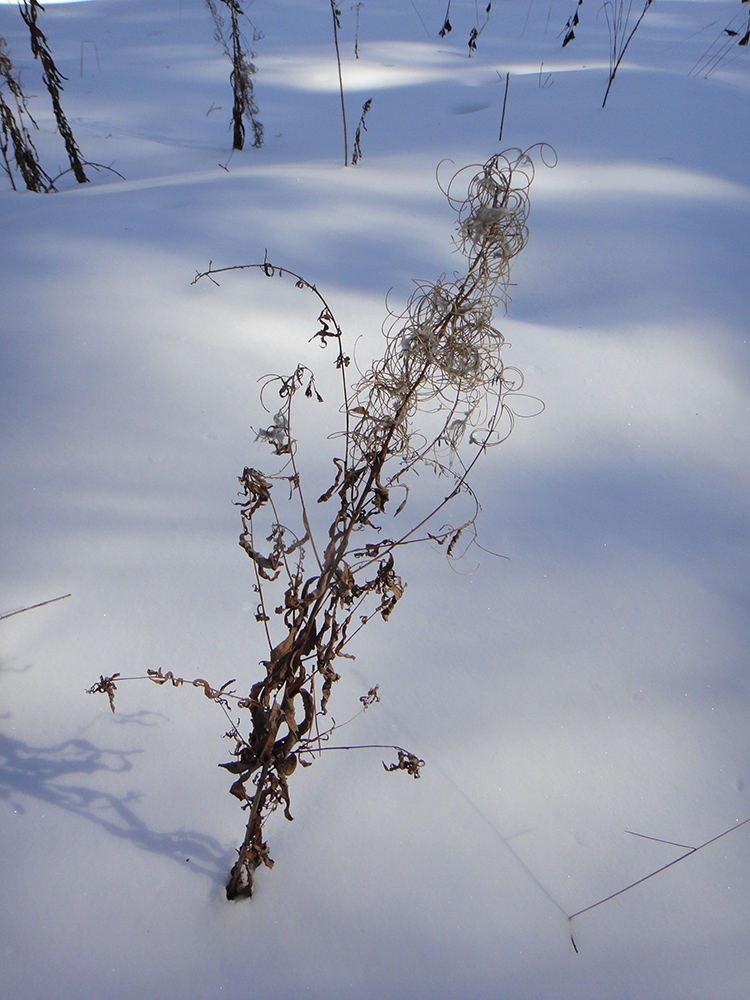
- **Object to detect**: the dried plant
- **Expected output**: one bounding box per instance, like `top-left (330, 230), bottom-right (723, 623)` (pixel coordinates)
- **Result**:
top-left (690, 1), bottom-right (750, 79)
top-left (89, 146), bottom-right (553, 900)
top-left (601, 0), bottom-right (652, 107)
top-left (1, 8), bottom-right (112, 192)
top-left (18, 0), bottom-right (88, 183)
top-left (561, 0), bottom-right (584, 48)
top-left (559, 0), bottom-right (652, 106)
top-left (330, 1), bottom-right (349, 165)
top-left (0, 30), bottom-right (51, 191)
top-left (351, 97), bottom-right (371, 164)
top-left (205, 0), bottom-right (263, 150)
top-left (352, 1), bottom-right (364, 58)
top-left (437, 2), bottom-right (492, 54)
top-left (439, 0), bottom-right (453, 38)
top-left (468, 2), bottom-right (492, 56)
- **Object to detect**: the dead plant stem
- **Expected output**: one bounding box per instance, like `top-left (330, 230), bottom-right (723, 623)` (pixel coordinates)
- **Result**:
top-left (330, 1), bottom-right (349, 165)
top-left (228, 760), bottom-right (270, 898)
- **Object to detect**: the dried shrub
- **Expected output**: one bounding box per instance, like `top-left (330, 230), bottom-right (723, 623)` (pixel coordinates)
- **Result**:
top-left (90, 146), bottom-right (554, 900)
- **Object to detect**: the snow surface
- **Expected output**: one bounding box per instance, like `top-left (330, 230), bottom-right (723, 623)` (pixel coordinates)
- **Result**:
top-left (1, 1), bottom-right (749, 997)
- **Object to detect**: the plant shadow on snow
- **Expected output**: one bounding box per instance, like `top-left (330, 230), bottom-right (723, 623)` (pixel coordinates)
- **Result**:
top-left (0, 727), bottom-right (232, 885)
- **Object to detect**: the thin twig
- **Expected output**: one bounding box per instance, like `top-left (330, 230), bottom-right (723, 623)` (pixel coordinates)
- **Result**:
top-left (0, 594), bottom-right (71, 621)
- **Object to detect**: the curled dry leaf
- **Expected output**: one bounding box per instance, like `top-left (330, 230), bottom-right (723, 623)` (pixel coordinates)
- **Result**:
top-left (383, 749), bottom-right (425, 778)
top-left (87, 674), bottom-right (121, 713)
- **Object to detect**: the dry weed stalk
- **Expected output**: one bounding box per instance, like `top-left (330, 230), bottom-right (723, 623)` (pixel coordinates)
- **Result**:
top-left (352, 1), bottom-right (364, 58)
top-left (601, 0), bottom-right (652, 107)
top-left (1, 7), bottom-right (113, 191)
top-left (468, 2), bottom-right (492, 56)
top-left (560, 0), bottom-right (652, 105)
top-left (89, 147), bottom-right (552, 900)
top-left (205, 0), bottom-right (263, 150)
top-left (18, 0), bottom-right (88, 183)
top-left (330, 1), bottom-right (349, 165)
top-left (690, 1), bottom-right (750, 79)
top-left (439, 0), bottom-right (453, 37)
top-left (561, 0), bottom-right (584, 48)
top-left (0, 29), bottom-right (51, 191)
top-left (351, 97), bottom-right (371, 164)
top-left (0, 593), bottom-right (70, 621)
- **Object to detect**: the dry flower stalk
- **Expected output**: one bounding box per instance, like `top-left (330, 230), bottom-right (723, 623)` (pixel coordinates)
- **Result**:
top-left (89, 146), bottom-right (553, 899)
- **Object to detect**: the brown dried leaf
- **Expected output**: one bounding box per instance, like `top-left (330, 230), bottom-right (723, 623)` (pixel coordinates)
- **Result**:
top-left (383, 749), bottom-right (425, 778)
top-left (86, 673), bottom-right (121, 713)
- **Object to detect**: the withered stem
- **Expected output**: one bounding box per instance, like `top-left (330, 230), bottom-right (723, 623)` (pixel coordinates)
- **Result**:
top-left (226, 760), bottom-right (270, 899)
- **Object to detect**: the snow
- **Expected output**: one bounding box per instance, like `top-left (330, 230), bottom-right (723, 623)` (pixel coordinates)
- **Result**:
top-left (1, 0), bottom-right (749, 997)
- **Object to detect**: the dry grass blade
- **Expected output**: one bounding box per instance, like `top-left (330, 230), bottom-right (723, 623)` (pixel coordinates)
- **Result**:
top-left (205, 0), bottom-right (263, 150)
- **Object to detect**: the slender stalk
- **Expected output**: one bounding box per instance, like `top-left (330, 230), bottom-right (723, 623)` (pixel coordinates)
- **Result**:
top-left (0, 593), bottom-right (70, 621)
top-left (602, 0), bottom-right (652, 108)
top-left (498, 72), bottom-right (510, 142)
top-left (0, 28), bottom-right (52, 191)
top-left (19, 0), bottom-right (88, 183)
top-left (330, 1), bottom-right (348, 165)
